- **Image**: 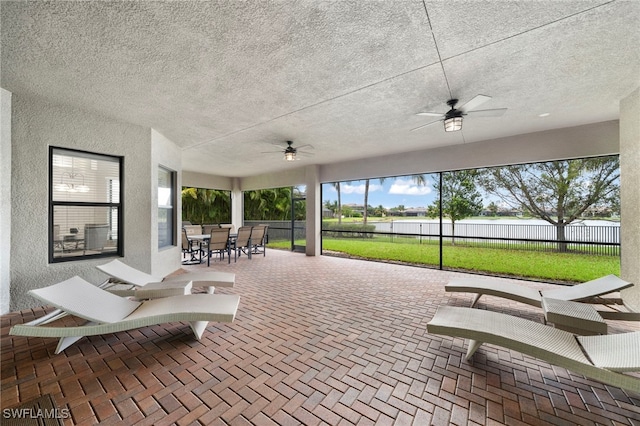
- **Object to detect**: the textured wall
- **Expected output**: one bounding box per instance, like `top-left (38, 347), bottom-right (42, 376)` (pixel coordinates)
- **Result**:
top-left (151, 129), bottom-right (182, 279)
top-left (620, 88), bottom-right (640, 311)
top-left (319, 121), bottom-right (619, 184)
top-left (1, 89), bottom-right (12, 314)
top-left (240, 167), bottom-right (306, 192)
top-left (305, 165), bottom-right (321, 257)
top-left (182, 171), bottom-right (232, 191)
top-left (11, 94), bottom-right (152, 311)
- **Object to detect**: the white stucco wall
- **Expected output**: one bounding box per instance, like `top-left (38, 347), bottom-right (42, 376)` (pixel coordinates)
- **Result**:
top-left (320, 120), bottom-right (619, 183)
top-left (620, 88), bottom-right (640, 311)
top-left (305, 165), bottom-right (321, 256)
top-left (240, 167), bottom-right (307, 192)
top-left (151, 129), bottom-right (183, 278)
top-left (10, 94), bottom-right (153, 310)
top-left (1, 89), bottom-right (12, 314)
top-left (182, 171), bottom-right (233, 191)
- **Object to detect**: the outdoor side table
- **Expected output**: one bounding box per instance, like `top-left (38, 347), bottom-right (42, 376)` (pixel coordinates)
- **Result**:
top-left (134, 281), bottom-right (193, 299)
top-left (541, 297), bottom-right (607, 335)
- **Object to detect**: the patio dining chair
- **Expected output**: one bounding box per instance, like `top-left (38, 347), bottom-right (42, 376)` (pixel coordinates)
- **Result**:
top-left (202, 224), bottom-right (219, 235)
top-left (183, 225), bottom-right (205, 260)
top-left (220, 223), bottom-right (236, 234)
top-left (233, 226), bottom-right (253, 261)
top-left (181, 228), bottom-right (199, 263)
top-left (207, 227), bottom-right (231, 266)
top-left (250, 225), bottom-right (268, 257)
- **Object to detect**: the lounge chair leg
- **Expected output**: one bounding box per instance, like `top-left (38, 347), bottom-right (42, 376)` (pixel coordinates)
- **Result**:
top-left (465, 339), bottom-right (483, 360)
top-left (205, 286), bottom-right (215, 294)
top-left (55, 336), bottom-right (86, 354)
top-left (189, 321), bottom-right (209, 340)
top-left (54, 319), bottom-right (97, 354)
top-left (470, 294), bottom-right (482, 308)
top-left (25, 308), bottom-right (67, 326)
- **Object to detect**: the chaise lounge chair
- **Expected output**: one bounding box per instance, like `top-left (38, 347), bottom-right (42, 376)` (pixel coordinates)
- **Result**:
top-left (10, 276), bottom-right (240, 354)
top-left (427, 305), bottom-right (640, 393)
top-left (96, 259), bottom-right (235, 296)
top-left (446, 274), bottom-right (633, 309)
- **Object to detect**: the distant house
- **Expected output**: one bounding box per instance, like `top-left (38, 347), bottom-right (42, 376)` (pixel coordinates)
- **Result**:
top-left (387, 207), bottom-right (426, 217)
top-left (404, 207), bottom-right (426, 217)
top-left (343, 203), bottom-right (365, 216)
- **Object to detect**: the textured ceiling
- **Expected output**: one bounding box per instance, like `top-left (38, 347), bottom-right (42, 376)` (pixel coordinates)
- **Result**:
top-left (2, 1), bottom-right (638, 178)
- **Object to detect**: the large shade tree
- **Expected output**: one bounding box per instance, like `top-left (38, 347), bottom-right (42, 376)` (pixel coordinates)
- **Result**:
top-left (427, 170), bottom-right (483, 244)
top-left (477, 156), bottom-right (620, 252)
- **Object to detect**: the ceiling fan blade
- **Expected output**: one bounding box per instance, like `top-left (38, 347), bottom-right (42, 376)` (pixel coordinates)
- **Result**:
top-left (260, 150), bottom-right (283, 154)
top-left (410, 119), bottom-right (442, 132)
top-left (270, 141), bottom-right (288, 147)
top-left (416, 112), bottom-right (443, 117)
top-left (295, 144), bottom-right (314, 150)
top-left (466, 108), bottom-right (507, 117)
top-left (459, 94), bottom-right (491, 112)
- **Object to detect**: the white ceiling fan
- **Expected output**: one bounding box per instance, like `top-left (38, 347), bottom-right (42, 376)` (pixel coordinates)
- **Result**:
top-left (411, 95), bottom-right (507, 132)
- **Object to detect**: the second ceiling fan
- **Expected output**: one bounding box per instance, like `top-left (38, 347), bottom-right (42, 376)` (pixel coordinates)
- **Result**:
top-left (411, 94), bottom-right (507, 132)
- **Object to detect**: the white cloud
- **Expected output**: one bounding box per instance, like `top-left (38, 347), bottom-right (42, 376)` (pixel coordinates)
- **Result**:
top-left (341, 183), bottom-right (383, 195)
top-left (388, 179), bottom-right (432, 196)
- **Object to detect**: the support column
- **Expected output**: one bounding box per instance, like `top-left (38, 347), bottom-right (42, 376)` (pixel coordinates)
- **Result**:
top-left (620, 87), bottom-right (640, 311)
top-left (231, 178), bottom-right (243, 229)
top-left (305, 165), bottom-right (321, 256)
top-left (1, 89), bottom-right (12, 314)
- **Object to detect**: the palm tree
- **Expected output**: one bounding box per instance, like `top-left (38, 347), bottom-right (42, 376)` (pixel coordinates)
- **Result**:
top-left (332, 182), bottom-right (342, 224)
top-left (410, 174), bottom-right (427, 187)
top-left (244, 187), bottom-right (292, 220)
top-left (181, 188), bottom-right (231, 224)
top-left (363, 177), bottom-right (386, 225)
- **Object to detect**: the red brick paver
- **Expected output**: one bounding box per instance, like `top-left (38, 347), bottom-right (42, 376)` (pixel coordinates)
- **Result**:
top-left (2, 250), bottom-right (639, 424)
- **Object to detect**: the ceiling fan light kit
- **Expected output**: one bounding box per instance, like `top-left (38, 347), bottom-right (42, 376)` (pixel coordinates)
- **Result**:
top-left (262, 140), bottom-right (313, 161)
top-left (284, 141), bottom-right (297, 161)
top-left (443, 116), bottom-right (463, 132)
top-left (412, 95), bottom-right (506, 133)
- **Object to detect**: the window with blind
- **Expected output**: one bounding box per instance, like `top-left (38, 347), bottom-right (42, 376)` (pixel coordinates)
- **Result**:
top-left (158, 166), bottom-right (176, 249)
top-left (50, 147), bottom-right (123, 262)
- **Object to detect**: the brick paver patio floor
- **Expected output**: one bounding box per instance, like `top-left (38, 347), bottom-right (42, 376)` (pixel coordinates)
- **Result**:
top-left (2, 249), bottom-right (639, 425)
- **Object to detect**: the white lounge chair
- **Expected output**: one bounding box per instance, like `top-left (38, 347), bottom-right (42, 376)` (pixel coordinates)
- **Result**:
top-left (427, 305), bottom-right (640, 393)
top-left (97, 259), bottom-right (234, 295)
top-left (446, 274), bottom-right (633, 308)
top-left (10, 276), bottom-right (240, 354)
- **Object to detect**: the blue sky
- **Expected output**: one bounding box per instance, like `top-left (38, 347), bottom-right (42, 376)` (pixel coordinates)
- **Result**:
top-left (322, 176), bottom-right (439, 209)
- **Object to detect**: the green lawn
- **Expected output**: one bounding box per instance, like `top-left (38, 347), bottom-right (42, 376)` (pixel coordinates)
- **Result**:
top-left (270, 237), bottom-right (619, 283)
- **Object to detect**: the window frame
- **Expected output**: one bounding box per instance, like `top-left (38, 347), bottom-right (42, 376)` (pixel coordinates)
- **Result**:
top-left (49, 146), bottom-right (124, 263)
top-left (158, 165), bottom-right (177, 249)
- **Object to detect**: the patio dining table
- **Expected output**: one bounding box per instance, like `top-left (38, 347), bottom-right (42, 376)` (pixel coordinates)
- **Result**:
top-left (185, 233), bottom-right (237, 265)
